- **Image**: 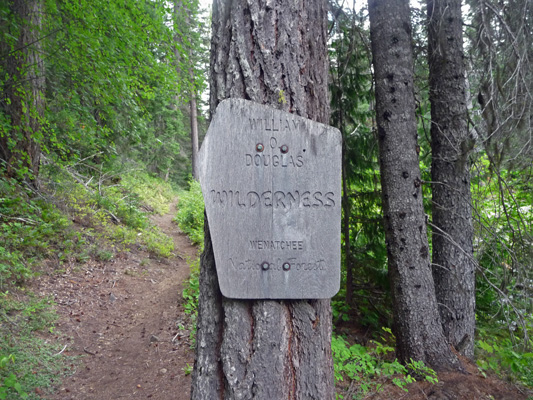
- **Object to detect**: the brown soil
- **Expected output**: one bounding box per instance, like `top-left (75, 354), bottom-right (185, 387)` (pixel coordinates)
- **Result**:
top-left (34, 202), bottom-right (197, 400)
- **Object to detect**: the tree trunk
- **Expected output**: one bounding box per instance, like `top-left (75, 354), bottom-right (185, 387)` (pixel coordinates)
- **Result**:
top-left (0, 0), bottom-right (44, 183)
top-left (342, 144), bottom-right (354, 306)
top-left (427, 0), bottom-right (476, 359)
top-left (174, 0), bottom-right (200, 181)
top-left (189, 81), bottom-right (199, 181)
top-left (368, 0), bottom-right (461, 371)
top-left (191, 0), bottom-right (335, 398)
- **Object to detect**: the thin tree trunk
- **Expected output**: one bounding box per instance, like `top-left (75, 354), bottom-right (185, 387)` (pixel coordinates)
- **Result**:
top-left (342, 144), bottom-right (354, 306)
top-left (191, 0), bottom-right (335, 398)
top-left (189, 82), bottom-right (199, 180)
top-left (427, 0), bottom-right (476, 359)
top-left (368, 0), bottom-right (461, 371)
top-left (0, 0), bottom-right (44, 183)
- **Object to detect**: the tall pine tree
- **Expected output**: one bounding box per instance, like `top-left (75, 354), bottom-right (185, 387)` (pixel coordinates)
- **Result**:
top-left (191, 0), bottom-right (335, 398)
top-left (368, 0), bottom-right (461, 370)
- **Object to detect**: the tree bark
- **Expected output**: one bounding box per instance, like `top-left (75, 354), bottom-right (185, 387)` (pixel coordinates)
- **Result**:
top-left (174, 0), bottom-right (200, 181)
top-left (427, 0), bottom-right (476, 359)
top-left (189, 82), bottom-right (199, 180)
top-left (0, 0), bottom-right (44, 182)
top-left (368, 0), bottom-right (461, 371)
top-left (342, 144), bottom-right (354, 306)
top-left (191, 0), bottom-right (335, 398)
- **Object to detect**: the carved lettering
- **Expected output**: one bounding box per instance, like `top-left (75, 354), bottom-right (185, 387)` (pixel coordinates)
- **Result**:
top-left (301, 191), bottom-right (311, 207)
top-left (325, 192), bottom-right (335, 207)
top-left (262, 191), bottom-right (272, 207)
top-left (209, 189), bottom-right (337, 210)
top-left (287, 191), bottom-right (299, 208)
top-left (249, 240), bottom-right (304, 250)
top-left (274, 191), bottom-right (286, 208)
top-left (229, 257), bottom-right (326, 272)
top-left (312, 192), bottom-right (323, 208)
top-left (245, 152), bottom-right (304, 167)
top-left (249, 118), bottom-right (262, 130)
top-left (248, 191), bottom-right (259, 207)
top-left (237, 191), bottom-right (246, 208)
top-left (249, 117), bottom-right (300, 132)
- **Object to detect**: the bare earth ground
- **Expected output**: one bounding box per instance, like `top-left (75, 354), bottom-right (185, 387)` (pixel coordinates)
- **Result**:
top-left (28, 201), bottom-right (532, 400)
top-left (33, 202), bottom-right (197, 400)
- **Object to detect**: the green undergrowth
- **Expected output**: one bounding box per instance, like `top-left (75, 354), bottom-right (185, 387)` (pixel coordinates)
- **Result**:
top-left (0, 167), bottom-right (177, 398)
top-left (0, 292), bottom-right (65, 399)
top-left (181, 255), bottom-right (200, 347)
top-left (175, 180), bottom-right (204, 345)
top-left (40, 165), bottom-right (176, 258)
top-left (121, 172), bottom-right (176, 215)
top-left (0, 177), bottom-right (85, 288)
top-left (333, 328), bottom-right (438, 399)
top-left (476, 324), bottom-right (533, 388)
top-left (174, 179), bottom-right (205, 248)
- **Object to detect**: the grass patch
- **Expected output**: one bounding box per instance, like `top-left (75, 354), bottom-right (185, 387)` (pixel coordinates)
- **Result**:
top-left (39, 165), bottom-right (175, 259)
top-left (174, 180), bottom-right (204, 247)
top-left (0, 292), bottom-right (67, 399)
top-left (122, 172), bottom-right (176, 215)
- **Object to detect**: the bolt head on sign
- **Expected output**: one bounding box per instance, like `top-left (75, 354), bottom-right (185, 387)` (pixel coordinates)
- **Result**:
top-left (198, 99), bottom-right (341, 299)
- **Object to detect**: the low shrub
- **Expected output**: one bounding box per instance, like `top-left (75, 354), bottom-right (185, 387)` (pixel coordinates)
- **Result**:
top-left (174, 180), bottom-right (204, 247)
top-left (477, 333), bottom-right (533, 387)
top-left (333, 328), bottom-right (437, 399)
top-left (122, 172), bottom-right (176, 215)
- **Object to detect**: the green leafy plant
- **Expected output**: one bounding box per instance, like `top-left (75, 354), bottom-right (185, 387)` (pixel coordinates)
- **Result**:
top-left (332, 328), bottom-right (437, 399)
top-left (0, 355), bottom-right (28, 400)
top-left (0, 293), bottom-right (67, 399)
top-left (182, 256), bottom-right (200, 346)
top-left (142, 227), bottom-right (174, 258)
top-left (183, 363), bottom-right (193, 376)
top-left (121, 173), bottom-right (176, 216)
top-left (175, 180), bottom-right (205, 247)
top-left (476, 335), bottom-right (533, 387)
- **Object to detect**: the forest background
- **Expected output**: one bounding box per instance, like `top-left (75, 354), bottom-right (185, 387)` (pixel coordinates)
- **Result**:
top-left (0, 0), bottom-right (532, 398)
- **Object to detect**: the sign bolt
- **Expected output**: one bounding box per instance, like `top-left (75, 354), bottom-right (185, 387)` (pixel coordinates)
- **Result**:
top-left (280, 145), bottom-right (289, 154)
top-left (256, 143), bottom-right (264, 152)
top-left (261, 262), bottom-right (270, 271)
top-left (282, 262), bottom-right (291, 271)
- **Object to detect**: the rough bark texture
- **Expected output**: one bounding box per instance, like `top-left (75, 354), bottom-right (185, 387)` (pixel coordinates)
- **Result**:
top-left (368, 0), bottom-right (460, 371)
top-left (427, 0), bottom-right (476, 359)
top-left (342, 145), bottom-right (354, 306)
top-left (189, 91), bottom-right (199, 180)
top-left (0, 0), bottom-right (44, 181)
top-left (191, 0), bottom-right (334, 398)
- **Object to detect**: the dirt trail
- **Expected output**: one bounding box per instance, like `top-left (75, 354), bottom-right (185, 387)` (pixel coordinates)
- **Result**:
top-left (37, 202), bottom-right (197, 399)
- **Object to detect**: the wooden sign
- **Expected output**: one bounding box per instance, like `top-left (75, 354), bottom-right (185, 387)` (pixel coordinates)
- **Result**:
top-left (198, 99), bottom-right (341, 299)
